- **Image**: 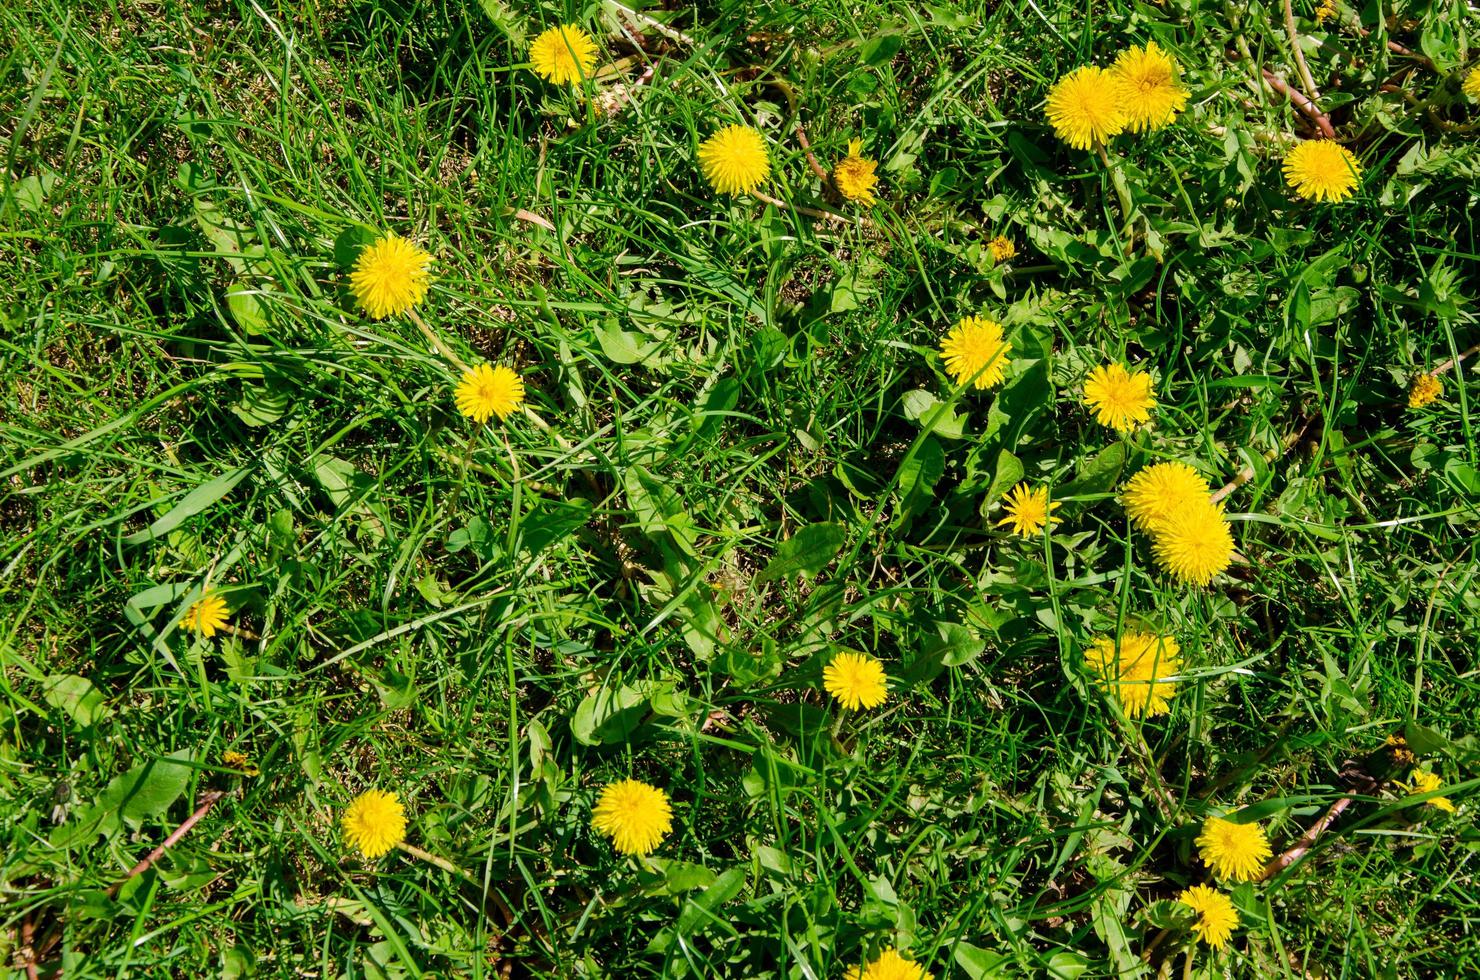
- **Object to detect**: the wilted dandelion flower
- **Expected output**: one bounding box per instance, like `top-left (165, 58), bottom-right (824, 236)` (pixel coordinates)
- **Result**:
top-left (1084, 633), bottom-right (1180, 717)
top-left (1408, 373), bottom-right (1442, 408)
top-left (1400, 769), bottom-right (1457, 813)
top-left (1197, 815), bottom-right (1272, 881)
top-left (823, 651), bottom-right (889, 711)
top-left (1122, 462), bottom-right (1211, 531)
top-left (843, 948), bottom-right (934, 980)
top-left (1283, 139), bottom-right (1362, 202)
top-left (1467, 67), bottom-right (1480, 102)
top-left (455, 363), bottom-right (525, 423)
top-left (997, 483), bottom-right (1060, 538)
top-left (223, 750), bottom-right (259, 777)
top-left (1177, 884), bottom-right (1239, 949)
top-left (591, 779), bottom-right (673, 855)
top-left (833, 139), bottom-right (879, 204)
top-left (181, 590), bottom-right (230, 638)
top-left (939, 315), bottom-right (1011, 390)
top-left (1110, 41), bottom-right (1189, 132)
top-left (1045, 66), bottom-right (1126, 150)
top-left (698, 125), bottom-right (770, 196)
top-left (1083, 363), bottom-right (1156, 432)
top-left (1315, 0), bottom-right (1337, 23)
top-left (987, 235), bottom-right (1016, 263)
top-left (529, 25), bottom-right (598, 85)
top-left (350, 234), bottom-right (432, 320)
top-left (342, 789), bottom-right (407, 859)
top-left (1151, 501), bottom-right (1234, 585)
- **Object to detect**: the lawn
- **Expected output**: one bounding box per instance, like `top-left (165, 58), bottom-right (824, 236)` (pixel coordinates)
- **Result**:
top-left (2, 0), bottom-right (1479, 977)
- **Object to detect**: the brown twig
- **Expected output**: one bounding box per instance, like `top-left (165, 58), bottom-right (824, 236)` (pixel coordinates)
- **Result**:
top-left (107, 790), bottom-right (227, 899)
top-left (20, 915), bottom-right (38, 980)
top-left (792, 124), bottom-right (830, 182)
top-left (1211, 419), bottom-right (1315, 505)
top-left (1261, 70), bottom-right (1336, 138)
top-left (1261, 761), bottom-right (1376, 879)
top-left (1433, 341), bottom-right (1480, 377)
top-left (1282, 0), bottom-right (1322, 102)
top-left (752, 189), bottom-right (868, 227)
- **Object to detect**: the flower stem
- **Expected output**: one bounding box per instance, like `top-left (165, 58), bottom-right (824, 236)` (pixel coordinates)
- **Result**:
top-left (408, 308), bottom-right (468, 373)
top-left (1094, 142), bottom-right (1136, 255)
top-left (396, 841), bottom-right (469, 878)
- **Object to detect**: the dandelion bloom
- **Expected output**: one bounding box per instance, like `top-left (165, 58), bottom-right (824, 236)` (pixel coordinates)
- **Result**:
top-left (1122, 462), bottom-right (1211, 531)
top-left (1465, 67), bottom-right (1480, 102)
top-left (1315, 0), bottom-right (1336, 23)
top-left (698, 125), bottom-right (770, 196)
top-left (1283, 139), bottom-right (1362, 202)
top-left (1196, 815), bottom-right (1272, 881)
top-left (223, 750), bottom-right (259, 777)
top-left (987, 235), bottom-right (1016, 263)
top-left (591, 778), bottom-right (673, 855)
top-left (1177, 884), bottom-right (1238, 949)
top-left (1045, 66), bottom-right (1126, 150)
top-left (1408, 373), bottom-right (1442, 409)
top-left (455, 363), bottom-right (525, 423)
top-left (342, 788), bottom-right (407, 859)
top-left (823, 651), bottom-right (889, 711)
top-left (1110, 41), bottom-right (1189, 132)
top-left (1151, 501), bottom-right (1234, 586)
top-left (181, 590), bottom-right (230, 638)
top-left (350, 234), bottom-right (432, 319)
top-left (1083, 363), bottom-right (1156, 432)
top-left (1400, 769), bottom-right (1457, 813)
top-left (997, 483), bottom-right (1060, 538)
top-left (843, 948), bottom-right (934, 980)
top-left (939, 315), bottom-right (1011, 390)
top-left (833, 139), bottom-right (879, 204)
top-left (1084, 633), bottom-right (1180, 717)
top-left (529, 25), bottom-right (598, 85)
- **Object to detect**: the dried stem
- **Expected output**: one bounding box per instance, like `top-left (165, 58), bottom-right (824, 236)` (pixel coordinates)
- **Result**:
top-left (1433, 341), bottom-right (1480, 377)
top-left (107, 790), bottom-right (227, 898)
top-left (407, 308), bottom-right (468, 373)
top-left (792, 123), bottom-right (830, 181)
top-left (1261, 70), bottom-right (1336, 138)
top-left (1282, 0), bottom-right (1322, 102)
top-left (1211, 419), bottom-right (1314, 505)
top-left (1261, 794), bottom-right (1354, 878)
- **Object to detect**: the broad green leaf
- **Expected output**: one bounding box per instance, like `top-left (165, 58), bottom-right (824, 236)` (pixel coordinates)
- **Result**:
top-left (42, 674), bottom-right (112, 726)
top-left (981, 449), bottom-right (1024, 512)
top-left (571, 685), bottom-right (650, 746)
top-left (954, 942), bottom-right (1014, 979)
top-left (901, 389), bottom-right (966, 440)
top-left (1058, 442), bottom-right (1126, 499)
top-left (859, 33), bottom-right (903, 67)
top-left (122, 467), bottom-right (251, 545)
top-left (95, 750), bottom-right (196, 832)
top-left (755, 522), bottom-right (845, 583)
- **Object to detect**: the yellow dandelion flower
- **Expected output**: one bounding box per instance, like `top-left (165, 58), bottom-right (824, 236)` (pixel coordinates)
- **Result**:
top-left (455, 363), bottom-right (525, 423)
top-left (350, 234), bottom-right (432, 320)
top-left (591, 778), bottom-right (673, 855)
top-left (342, 788), bottom-right (407, 859)
top-left (1045, 66), bottom-right (1127, 150)
top-left (1385, 733), bottom-right (1417, 765)
top-left (698, 125), bottom-right (770, 196)
top-left (1315, 0), bottom-right (1337, 24)
top-left (1466, 67), bottom-right (1480, 102)
top-left (1408, 373), bottom-right (1442, 409)
top-left (1122, 462), bottom-right (1211, 531)
top-left (1400, 769), bottom-right (1457, 813)
top-left (997, 483), bottom-right (1060, 538)
top-left (1196, 815), bottom-right (1272, 881)
top-left (1283, 139), bottom-right (1362, 203)
top-left (1082, 363), bottom-right (1156, 432)
top-left (834, 139), bottom-right (879, 205)
top-left (1084, 633), bottom-right (1180, 718)
top-left (845, 948), bottom-right (934, 980)
top-left (1177, 884), bottom-right (1239, 949)
top-left (1150, 501), bottom-right (1234, 586)
top-left (181, 590), bottom-right (231, 638)
top-left (528, 25), bottom-right (599, 86)
top-left (1110, 41), bottom-right (1190, 133)
top-left (987, 235), bottom-right (1016, 263)
top-left (939, 315), bottom-right (1012, 390)
top-left (823, 651), bottom-right (889, 711)
top-left (223, 750), bottom-right (259, 777)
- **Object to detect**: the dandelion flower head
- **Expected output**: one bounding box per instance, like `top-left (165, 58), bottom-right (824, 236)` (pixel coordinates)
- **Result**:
top-left (350, 234), bottom-right (432, 320)
top-left (1408, 373), bottom-right (1441, 409)
top-left (1177, 884), bottom-right (1239, 949)
top-left (1196, 815), bottom-right (1272, 881)
top-left (698, 125), bottom-right (771, 196)
top-left (529, 25), bottom-right (598, 85)
top-left (1083, 363), bottom-right (1156, 432)
top-left (997, 483), bottom-right (1060, 538)
top-left (1111, 41), bottom-right (1189, 132)
top-left (1401, 769), bottom-right (1457, 813)
top-left (456, 363), bottom-right (526, 423)
top-left (987, 235), bottom-right (1016, 263)
top-left (1122, 462), bottom-right (1211, 531)
top-left (1315, 0), bottom-right (1337, 24)
top-left (1084, 632), bottom-right (1180, 717)
top-left (592, 778), bottom-right (673, 855)
top-left (342, 788), bottom-right (407, 859)
top-left (181, 590), bottom-right (231, 638)
top-left (823, 651), bottom-right (889, 711)
top-left (843, 948), bottom-right (934, 980)
top-left (1151, 501), bottom-right (1234, 586)
top-left (1283, 140), bottom-right (1362, 203)
top-left (223, 750), bottom-right (259, 777)
top-left (939, 315), bottom-right (1012, 390)
top-left (834, 139), bottom-right (879, 205)
top-left (1045, 66), bottom-right (1127, 150)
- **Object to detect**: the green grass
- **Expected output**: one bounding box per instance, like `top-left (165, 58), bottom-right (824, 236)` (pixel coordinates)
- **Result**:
top-left (3, 0), bottom-right (1480, 976)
